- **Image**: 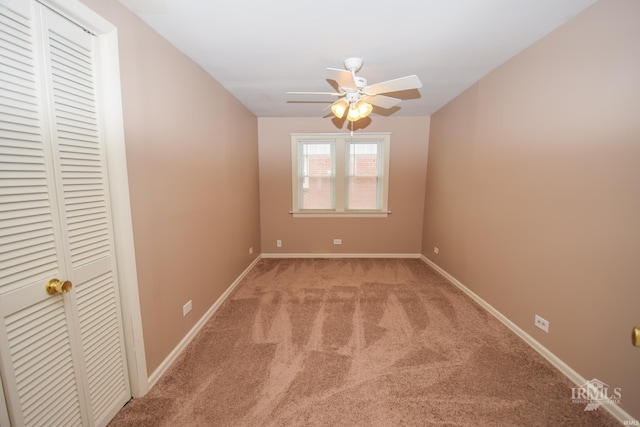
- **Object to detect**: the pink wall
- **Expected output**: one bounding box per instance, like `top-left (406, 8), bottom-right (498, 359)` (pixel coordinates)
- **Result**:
top-left (77, 1), bottom-right (639, 419)
top-left (81, 0), bottom-right (261, 374)
top-left (259, 117), bottom-right (429, 255)
top-left (422, 0), bottom-right (640, 419)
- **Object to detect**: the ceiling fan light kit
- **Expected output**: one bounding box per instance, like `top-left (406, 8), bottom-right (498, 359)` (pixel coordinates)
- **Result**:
top-left (330, 99), bottom-right (348, 119)
top-left (348, 100), bottom-right (373, 122)
top-left (287, 57), bottom-right (422, 124)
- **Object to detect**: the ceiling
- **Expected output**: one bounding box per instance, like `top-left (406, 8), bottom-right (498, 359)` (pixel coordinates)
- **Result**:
top-left (116, 0), bottom-right (597, 118)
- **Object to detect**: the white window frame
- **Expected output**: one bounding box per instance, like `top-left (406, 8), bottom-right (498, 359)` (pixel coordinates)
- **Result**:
top-left (291, 132), bottom-right (391, 218)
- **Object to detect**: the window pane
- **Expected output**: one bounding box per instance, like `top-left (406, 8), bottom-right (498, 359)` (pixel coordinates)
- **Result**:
top-left (347, 142), bottom-right (380, 209)
top-left (347, 176), bottom-right (379, 209)
top-left (299, 142), bottom-right (333, 209)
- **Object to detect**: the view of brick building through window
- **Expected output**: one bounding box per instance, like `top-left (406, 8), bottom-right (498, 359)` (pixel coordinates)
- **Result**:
top-left (302, 151), bottom-right (332, 209)
top-left (348, 144), bottom-right (379, 209)
top-left (302, 143), bottom-right (379, 210)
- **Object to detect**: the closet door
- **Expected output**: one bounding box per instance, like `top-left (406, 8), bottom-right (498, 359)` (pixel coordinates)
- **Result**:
top-left (0, 3), bottom-right (130, 426)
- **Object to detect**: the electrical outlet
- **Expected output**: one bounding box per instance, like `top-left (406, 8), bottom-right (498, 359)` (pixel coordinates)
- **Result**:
top-left (276, 240), bottom-right (282, 248)
top-left (534, 315), bottom-right (549, 333)
top-left (183, 300), bottom-right (192, 317)
top-left (333, 239), bottom-right (342, 245)
top-left (434, 246), bottom-right (439, 255)
top-left (249, 247), bottom-right (253, 255)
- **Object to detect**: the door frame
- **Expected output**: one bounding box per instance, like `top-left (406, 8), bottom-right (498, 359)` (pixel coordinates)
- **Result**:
top-left (39, 0), bottom-right (149, 397)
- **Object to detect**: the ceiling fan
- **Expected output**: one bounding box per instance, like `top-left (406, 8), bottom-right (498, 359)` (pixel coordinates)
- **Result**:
top-left (287, 57), bottom-right (422, 122)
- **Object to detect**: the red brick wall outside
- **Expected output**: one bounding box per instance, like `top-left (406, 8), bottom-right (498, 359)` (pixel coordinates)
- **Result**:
top-left (348, 154), bottom-right (378, 209)
top-left (302, 154), bottom-right (378, 209)
top-left (302, 155), bottom-right (332, 208)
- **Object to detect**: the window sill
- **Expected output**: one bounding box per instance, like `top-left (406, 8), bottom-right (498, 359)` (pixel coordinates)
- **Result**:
top-left (290, 210), bottom-right (391, 218)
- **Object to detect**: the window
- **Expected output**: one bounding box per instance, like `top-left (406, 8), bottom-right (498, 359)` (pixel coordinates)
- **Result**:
top-left (291, 133), bottom-right (391, 217)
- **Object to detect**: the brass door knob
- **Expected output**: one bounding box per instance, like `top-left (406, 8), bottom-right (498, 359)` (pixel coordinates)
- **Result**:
top-left (633, 327), bottom-right (640, 347)
top-left (46, 279), bottom-right (72, 295)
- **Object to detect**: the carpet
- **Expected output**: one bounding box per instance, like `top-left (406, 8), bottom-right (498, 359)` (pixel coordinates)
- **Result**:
top-left (109, 258), bottom-right (619, 426)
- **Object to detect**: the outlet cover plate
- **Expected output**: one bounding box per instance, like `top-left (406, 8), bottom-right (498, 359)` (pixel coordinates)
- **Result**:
top-left (534, 314), bottom-right (549, 333)
top-left (183, 300), bottom-right (192, 317)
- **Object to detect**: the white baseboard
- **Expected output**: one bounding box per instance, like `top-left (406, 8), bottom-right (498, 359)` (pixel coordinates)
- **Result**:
top-left (147, 255), bottom-right (263, 389)
top-left (420, 255), bottom-right (636, 425)
top-left (261, 252), bottom-right (422, 259)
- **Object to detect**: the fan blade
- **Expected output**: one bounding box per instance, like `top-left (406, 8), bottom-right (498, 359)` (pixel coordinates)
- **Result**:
top-left (366, 95), bottom-right (402, 109)
top-left (364, 75), bottom-right (422, 95)
top-left (287, 91), bottom-right (341, 96)
top-left (327, 68), bottom-right (356, 90)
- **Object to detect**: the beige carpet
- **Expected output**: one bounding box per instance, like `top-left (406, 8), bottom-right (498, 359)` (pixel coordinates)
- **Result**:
top-left (109, 258), bottom-right (619, 426)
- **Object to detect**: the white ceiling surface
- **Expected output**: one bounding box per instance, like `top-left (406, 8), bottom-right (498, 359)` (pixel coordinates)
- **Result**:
top-left (117, 0), bottom-right (597, 118)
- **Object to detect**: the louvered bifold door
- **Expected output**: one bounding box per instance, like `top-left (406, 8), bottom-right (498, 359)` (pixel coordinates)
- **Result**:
top-left (0, 2), bottom-right (130, 426)
top-left (39, 5), bottom-right (131, 426)
top-left (0, 4), bottom-right (88, 426)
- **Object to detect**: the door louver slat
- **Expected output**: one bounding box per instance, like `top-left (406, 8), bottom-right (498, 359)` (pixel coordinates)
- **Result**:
top-left (48, 25), bottom-right (111, 270)
top-left (0, 7), bottom-right (59, 296)
top-left (77, 272), bottom-right (127, 422)
top-left (0, 247), bottom-right (57, 278)
top-left (5, 297), bottom-right (82, 426)
top-left (0, 232), bottom-right (55, 258)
